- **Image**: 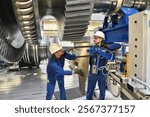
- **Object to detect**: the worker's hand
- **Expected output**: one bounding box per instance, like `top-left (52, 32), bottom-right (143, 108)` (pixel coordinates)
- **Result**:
top-left (73, 69), bottom-right (84, 76)
top-left (107, 43), bottom-right (121, 51)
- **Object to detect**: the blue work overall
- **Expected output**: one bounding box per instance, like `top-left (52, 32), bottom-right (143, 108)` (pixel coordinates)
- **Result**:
top-left (46, 52), bottom-right (76, 100)
top-left (86, 44), bottom-right (119, 100)
top-left (86, 53), bottom-right (107, 100)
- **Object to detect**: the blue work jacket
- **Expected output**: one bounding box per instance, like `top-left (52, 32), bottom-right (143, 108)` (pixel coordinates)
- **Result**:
top-left (47, 52), bottom-right (76, 81)
top-left (89, 54), bottom-right (107, 75)
top-left (89, 45), bottom-right (114, 75)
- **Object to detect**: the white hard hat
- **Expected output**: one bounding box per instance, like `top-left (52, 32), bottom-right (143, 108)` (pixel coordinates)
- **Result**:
top-left (94, 31), bottom-right (105, 39)
top-left (49, 43), bottom-right (63, 54)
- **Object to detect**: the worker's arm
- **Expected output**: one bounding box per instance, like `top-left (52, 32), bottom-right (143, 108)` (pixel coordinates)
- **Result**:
top-left (107, 43), bottom-right (121, 51)
top-left (97, 43), bottom-right (121, 60)
top-left (51, 63), bottom-right (72, 76)
top-left (51, 63), bottom-right (84, 76)
top-left (87, 47), bottom-right (115, 60)
top-left (97, 48), bottom-right (115, 60)
top-left (64, 52), bottom-right (76, 60)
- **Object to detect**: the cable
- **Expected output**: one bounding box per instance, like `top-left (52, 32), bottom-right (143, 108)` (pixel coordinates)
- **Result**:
top-left (97, 50), bottom-right (115, 75)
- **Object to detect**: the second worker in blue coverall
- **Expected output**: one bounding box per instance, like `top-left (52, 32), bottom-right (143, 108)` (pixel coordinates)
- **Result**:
top-left (86, 31), bottom-right (118, 100)
top-left (46, 43), bottom-right (83, 100)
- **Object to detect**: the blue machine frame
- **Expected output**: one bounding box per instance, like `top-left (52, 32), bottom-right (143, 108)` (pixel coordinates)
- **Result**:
top-left (102, 7), bottom-right (139, 43)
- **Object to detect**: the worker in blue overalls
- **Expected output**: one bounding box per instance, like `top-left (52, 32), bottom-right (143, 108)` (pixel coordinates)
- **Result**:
top-left (46, 43), bottom-right (83, 100)
top-left (86, 31), bottom-right (118, 100)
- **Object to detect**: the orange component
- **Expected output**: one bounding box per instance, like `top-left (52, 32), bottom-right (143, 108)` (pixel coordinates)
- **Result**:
top-left (125, 52), bottom-right (129, 77)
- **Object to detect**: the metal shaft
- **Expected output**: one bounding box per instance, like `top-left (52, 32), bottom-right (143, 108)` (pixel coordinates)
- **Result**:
top-left (93, 0), bottom-right (148, 14)
top-left (76, 55), bottom-right (90, 58)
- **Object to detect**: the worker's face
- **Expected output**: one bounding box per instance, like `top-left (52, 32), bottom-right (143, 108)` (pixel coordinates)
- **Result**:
top-left (55, 49), bottom-right (64, 58)
top-left (93, 36), bottom-right (103, 45)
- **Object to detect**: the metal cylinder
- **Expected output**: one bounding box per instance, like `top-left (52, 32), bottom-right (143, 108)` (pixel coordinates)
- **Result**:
top-left (123, 0), bottom-right (147, 10)
top-left (93, 0), bottom-right (148, 14)
top-left (21, 44), bottom-right (49, 65)
top-left (73, 42), bottom-right (90, 95)
top-left (93, 0), bottom-right (123, 14)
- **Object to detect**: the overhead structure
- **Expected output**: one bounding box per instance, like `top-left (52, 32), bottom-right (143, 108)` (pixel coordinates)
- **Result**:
top-left (93, 0), bottom-right (147, 13)
top-left (0, 0), bottom-right (148, 63)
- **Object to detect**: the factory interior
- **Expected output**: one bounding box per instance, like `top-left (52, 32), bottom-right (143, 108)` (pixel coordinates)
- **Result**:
top-left (0, 0), bottom-right (150, 100)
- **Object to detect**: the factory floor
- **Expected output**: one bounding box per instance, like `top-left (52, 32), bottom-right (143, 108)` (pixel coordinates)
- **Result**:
top-left (0, 60), bottom-right (121, 100)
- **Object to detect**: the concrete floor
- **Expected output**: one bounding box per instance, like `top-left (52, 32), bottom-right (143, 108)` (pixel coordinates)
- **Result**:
top-left (0, 60), bottom-right (121, 100)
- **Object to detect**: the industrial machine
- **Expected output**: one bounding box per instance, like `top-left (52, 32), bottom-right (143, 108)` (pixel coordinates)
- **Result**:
top-left (94, 5), bottom-right (150, 99)
top-left (0, 0), bottom-right (150, 99)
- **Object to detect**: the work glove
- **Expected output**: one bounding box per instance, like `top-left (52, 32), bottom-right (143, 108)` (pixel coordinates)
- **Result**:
top-left (73, 69), bottom-right (84, 77)
top-left (107, 43), bottom-right (121, 51)
top-left (87, 46), bottom-right (115, 60)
